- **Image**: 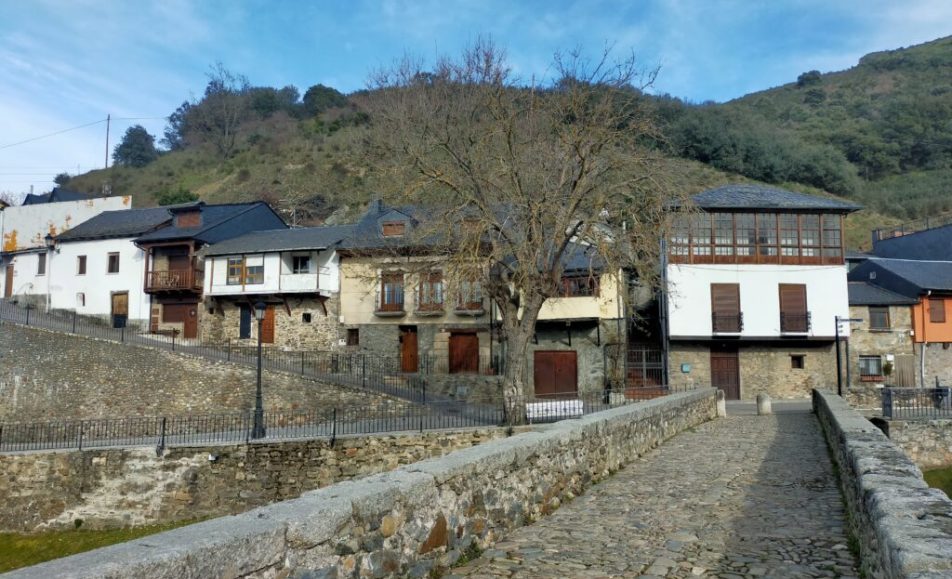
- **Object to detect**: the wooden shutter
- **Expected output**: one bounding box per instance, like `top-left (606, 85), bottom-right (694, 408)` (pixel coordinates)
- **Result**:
top-left (711, 283), bottom-right (740, 332)
top-left (779, 284), bottom-right (808, 332)
top-left (929, 298), bottom-right (946, 323)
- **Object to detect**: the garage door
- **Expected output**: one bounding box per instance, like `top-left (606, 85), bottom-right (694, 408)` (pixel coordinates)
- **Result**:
top-left (534, 351), bottom-right (578, 398)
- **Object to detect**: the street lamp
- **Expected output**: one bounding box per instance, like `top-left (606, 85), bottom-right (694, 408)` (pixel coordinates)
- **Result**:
top-left (44, 234), bottom-right (55, 312)
top-left (252, 301), bottom-right (267, 439)
top-left (835, 316), bottom-right (863, 396)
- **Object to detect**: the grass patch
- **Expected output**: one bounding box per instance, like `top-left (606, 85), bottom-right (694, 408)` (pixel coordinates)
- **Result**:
top-left (923, 466), bottom-right (952, 499)
top-left (0, 519), bottom-right (199, 573)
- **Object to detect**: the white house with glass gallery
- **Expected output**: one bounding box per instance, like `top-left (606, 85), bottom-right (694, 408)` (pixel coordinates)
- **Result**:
top-left (664, 184), bottom-right (860, 400)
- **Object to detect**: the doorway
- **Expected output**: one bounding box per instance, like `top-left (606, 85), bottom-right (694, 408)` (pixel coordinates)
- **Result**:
top-left (449, 331), bottom-right (479, 374)
top-left (260, 305), bottom-right (275, 344)
top-left (710, 347), bottom-right (740, 400)
top-left (533, 350), bottom-right (578, 398)
top-left (111, 292), bottom-right (129, 328)
top-left (399, 325), bottom-right (418, 373)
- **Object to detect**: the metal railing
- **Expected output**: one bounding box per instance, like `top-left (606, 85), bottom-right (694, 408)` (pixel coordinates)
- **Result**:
top-left (0, 387), bottom-right (692, 453)
top-left (882, 387), bottom-right (952, 419)
top-left (712, 312), bottom-right (743, 333)
top-left (780, 311), bottom-right (811, 333)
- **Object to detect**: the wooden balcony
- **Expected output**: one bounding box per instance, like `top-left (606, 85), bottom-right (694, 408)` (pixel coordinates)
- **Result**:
top-left (145, 269), bottom-right (203, 293)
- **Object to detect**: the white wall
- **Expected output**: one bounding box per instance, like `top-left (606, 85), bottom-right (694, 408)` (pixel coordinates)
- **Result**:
top-left (666, 263), bottom-right (851, 338)
top-left (205, 250), bottom-right (340, 296)
top-left (8, 238), bottom-right (150, 323)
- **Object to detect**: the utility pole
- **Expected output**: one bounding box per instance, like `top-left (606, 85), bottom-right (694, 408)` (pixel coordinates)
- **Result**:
top-left (104, 114), bottom-right (111, 169)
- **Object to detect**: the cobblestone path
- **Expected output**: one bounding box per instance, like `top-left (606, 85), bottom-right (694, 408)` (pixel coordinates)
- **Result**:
top-left (450, 411), bottom-right (859, 578)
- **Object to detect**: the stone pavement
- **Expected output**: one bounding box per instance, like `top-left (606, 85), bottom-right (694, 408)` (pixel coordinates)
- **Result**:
top-left (449, 406), bottom-right (859, 578)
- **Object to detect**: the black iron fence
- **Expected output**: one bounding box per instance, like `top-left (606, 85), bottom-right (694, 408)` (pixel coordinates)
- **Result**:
top-left (0, 387), bottom-right (693, 453)
top-left (882, 387), bottom-right (952, 419)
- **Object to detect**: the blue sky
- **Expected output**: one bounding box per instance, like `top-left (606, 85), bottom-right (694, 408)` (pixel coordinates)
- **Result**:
top-left (1, 0), bottom-right (950, 197)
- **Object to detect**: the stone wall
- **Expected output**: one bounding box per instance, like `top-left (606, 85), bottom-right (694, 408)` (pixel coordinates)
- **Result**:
top-left (847, 304), bottom-right (917, 388)
top-left (922, 342), bottom-right (952, 386)
top-left (0, 323), bottom-right (407, 423)
top-left (7, 389), bottom-right (717, 579)
top-left (527, 320), bottom-right (622, 397)
top-left (881, 419), bottom-right (952, 470)
top-left (668, 343), bottom-right (711, 391)
top-left (813, 389), bottom-right (952, 578)
top-left (0, 428), bottom-right (511, 533)
top-left (201, 295), bottom-right (343, 350)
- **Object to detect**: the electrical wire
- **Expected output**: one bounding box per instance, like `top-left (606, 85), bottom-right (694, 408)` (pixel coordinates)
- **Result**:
top-left (0, 119), bottom-right (107, 150)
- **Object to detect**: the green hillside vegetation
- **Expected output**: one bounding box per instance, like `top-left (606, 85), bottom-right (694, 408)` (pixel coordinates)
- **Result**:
top-left (67, 36), bottom-right (952, 248)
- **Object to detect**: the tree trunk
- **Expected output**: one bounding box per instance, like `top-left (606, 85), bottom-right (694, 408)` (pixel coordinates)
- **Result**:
top-left (500, 298), bottom-right (544, 426)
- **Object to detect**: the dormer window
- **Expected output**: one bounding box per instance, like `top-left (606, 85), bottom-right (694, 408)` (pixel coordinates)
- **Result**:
top-left (382, 221), bottom-right (406, 237)
top-left (175, 209), bottom-right (202, 228)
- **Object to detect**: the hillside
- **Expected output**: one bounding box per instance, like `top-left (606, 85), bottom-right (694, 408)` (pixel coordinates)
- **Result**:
top-left (63, 37), bottom-right (952, 250)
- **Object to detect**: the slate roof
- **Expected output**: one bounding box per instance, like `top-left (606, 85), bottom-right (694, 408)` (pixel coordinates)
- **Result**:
top-left (340, 200), bottom-right (422, 251)
top-left (200, 225), bottom-right (355, 256)
top-left (848, 258), bottom-right (952, 297)
top-left (681, 184), bottom-right (862, 212)
top-left (134, 202), bottom-right (280, 243)
top-left (871, 223), bottom-right (952, 261)
top-left (54, 204), bottom-right (195, 242)
top-left (847, 281), bottom-right (917, 306)
top-left (21, 187), bottom-right (97, 205)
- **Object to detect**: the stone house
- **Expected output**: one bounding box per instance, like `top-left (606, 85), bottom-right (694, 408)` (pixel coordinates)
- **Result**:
top-left (337, 201), bottom-right (628, 399)
top-left (664, 184), bottom-right (860, 400)
top-left (134, 202), bottom-right (287, 339)
top-left (846, 281), bottom-right (918, 388)
top-left (848, 257), bottom-right (952, 387)
top-left (198, 225), bottom-right (353, 349)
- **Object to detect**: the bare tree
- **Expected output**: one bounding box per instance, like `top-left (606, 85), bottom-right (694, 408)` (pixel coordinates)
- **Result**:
top-left (190, 62), bottom-right (251, 158)
top-left (361, 40), bottom-right (683, 419)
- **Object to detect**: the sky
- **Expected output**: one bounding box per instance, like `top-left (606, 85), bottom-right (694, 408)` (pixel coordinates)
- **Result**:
top-left (1, 0), bottom-right (950, 198)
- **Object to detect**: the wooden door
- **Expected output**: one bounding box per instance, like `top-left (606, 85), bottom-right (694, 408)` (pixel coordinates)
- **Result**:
top-left (183, 304), bottom-right (198, 339)
top-left (260, 305), bottom-right (275, 344)
top-left (3, 265), bottom-right (12, 298)
top-left (534, 351), bottom-right (578, 398)
top-left (711, 348), bottom-right (740, 400)
top-left (894, 354), bottom-right (916, 387)
top-left (168, 254), bottom-right (189, 272)
top-left (111, 292), bottom-right (129, 328)
top-left (400, 326), bottom-right (418, 373)
top-left (449, 332), bottom-right (479, 374)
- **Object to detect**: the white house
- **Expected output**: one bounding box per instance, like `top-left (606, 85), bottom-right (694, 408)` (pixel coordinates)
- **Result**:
top-left (198, 225), bottom-right (353, 349)
top-left (664, 184), bottom-right (861, 399)
top-left (1, 190), bottom-right (131, 299)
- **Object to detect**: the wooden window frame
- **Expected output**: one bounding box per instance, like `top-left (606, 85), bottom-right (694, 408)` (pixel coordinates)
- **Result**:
top-left (226, 257), bottom-right (243, 285)
top-left (859, 355), bottom-right (884, 381)
top-left (37, 253), bottom-right (46, 276)
top-left (561, 274), bottom-right (599, 297)
top-left (779, 283), bottom-right (809, 333)
top-left (77, 255), bottom-right (87, 276)
top-left (868, 306), bottom-right (890, 330)
top-left (380, 272), bottom-right (405, 311)
top-left (107, 252), bottom-right (120, 274)
top-left (291, 255), bottom-right (311, 274)
top-left (929, 298), bottom-right (946, 323)
top-left (711, 283), bottom-right (742, 333)
top-left (381, 221), bottom-right (406, 237)
top-left (417, 272), bottom-right (444, 310)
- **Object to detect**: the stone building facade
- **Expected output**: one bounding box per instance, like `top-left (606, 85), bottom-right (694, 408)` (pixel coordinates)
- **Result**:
top-left (846, 301), bottom-right (917, 388)
top-left (201, 295), bottom-right (343, 350)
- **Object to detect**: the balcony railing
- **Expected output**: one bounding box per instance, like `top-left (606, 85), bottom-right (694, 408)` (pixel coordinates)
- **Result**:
top-left (712, 312), bottom-right (743, 333)
top-left (780, 311), bottom-right (811, 333)
top-left (415, 293), bottom-right (445, 316)
top-left (374, 288), bottom-right (405, 316)
top-left (145, 269), bottom-right (203, 292)
top-left (454, 296), bottom-right (486, 316)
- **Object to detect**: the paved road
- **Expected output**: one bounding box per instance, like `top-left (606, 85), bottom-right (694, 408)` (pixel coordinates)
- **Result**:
top-left (450, 408), bottom-right (858, 578)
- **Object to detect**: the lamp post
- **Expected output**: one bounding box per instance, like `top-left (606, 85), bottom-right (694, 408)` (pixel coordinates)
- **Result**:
top-left (44, 233), bottom-right (55, 313)
top-left (252, 301), bottom-right (267, 439)
top-left (835, 316), bottom-right (863, 396)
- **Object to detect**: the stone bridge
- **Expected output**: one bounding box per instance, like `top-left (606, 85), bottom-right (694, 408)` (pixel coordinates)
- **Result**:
top-left (5, 390), bottom-right (952, 579)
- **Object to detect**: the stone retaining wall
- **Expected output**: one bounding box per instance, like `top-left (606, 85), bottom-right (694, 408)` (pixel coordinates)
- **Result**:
top-left (5, 388), bottom-right (717, 579)
top-left (812, 389), bottom-right (952, 578)
top-left (0, 323), bottom-right (406, 422)
top-left (0, 429), bottom-right (511, 533)
top-left (881, 419), bottom-right (952, 470)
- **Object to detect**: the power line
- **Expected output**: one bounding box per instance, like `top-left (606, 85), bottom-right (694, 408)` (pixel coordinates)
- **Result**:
top-left (0, 119), bottom-right (106, 151)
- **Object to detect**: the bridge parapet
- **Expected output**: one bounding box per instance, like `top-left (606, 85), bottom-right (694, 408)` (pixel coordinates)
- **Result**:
top-left (4, 388), bottom-right (716, 579)
top-left (814, 389), bottom-right (952, 579)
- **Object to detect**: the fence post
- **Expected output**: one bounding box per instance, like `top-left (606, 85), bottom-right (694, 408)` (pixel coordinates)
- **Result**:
top-left (157, 417), bottom-right (167, 454)
top-left (227, 340), bottom-right (231, 362)
top-left (882, 388), bottom-right (893, 419)
top-left (362, 355), bottom-right (367, 388)
top-left (331, 408), bottom-right (337, 446)
top-left (301, 351), bottom-right (305, 375)
top-left (120, 326), bottom-right (125, 343)
top-left (25, 306), bottom-right (30, 326)
top-left (77, 420), bottom-right (84, 451)
top-left (72, 311), bottom-right (77, 333)
top-left (0, 424), bottom-right (3, 451)
top-left (171, 332), bottom-right (176, 352)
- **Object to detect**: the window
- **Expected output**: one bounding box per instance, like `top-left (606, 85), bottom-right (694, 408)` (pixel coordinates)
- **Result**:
top-left (822, 214), bottom-right (843, 260)
top-left (791, 355), bottom-right (805, 369)
top-left (869, 306), bottom-right (890, 330)
top-left (859, 355), bottom-right (884, 380)
top-left (780, 214), bottom-right (799, 257)
top-left (669, 216), bottom-right (690, 256)
top-left (76, 292), bottom-right (85, 307)
top-left (757, 213), bottom-right (778, 257)
top-left (417, 272), bottom-right (444, 310)
top-left (77, 255), bottom-right (87, 275)
top-left (562, 274), bottom-right (599, 297)
top-left (779, 284), bottom-right (809, 332)
top-left (735, 214), bottom-right (755, 257)
top-left (107, 252), bottom-right (120, 274)
top-left (800, 214), bottom-right (820, 258)
top-left (382, 221), bottom-right (406, 237)
top-left (380, 273), bottom-right (404, 311)
top-left (458, 279), bottom-right (483, 309)
top-left (226, 257), bottom-right (243, 285)
top-left (929, 298), bottom-right (946, 323)
top-left (347, 328), bottom-right (360, 346)
top-left (712, 213), bottom-right (734, 256)
top-left (37, 254), bottom-right (46, 275)
top-left (302, 312), bottom-right (312, 323)
top-left (292, 255), bottom-right (311, 274)
top-left (244, 255), bottom-right (264, 285)
top-left (711, 283), bottom-right (741, 332)
top-left (692, 214), bottom-right (712, 257)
